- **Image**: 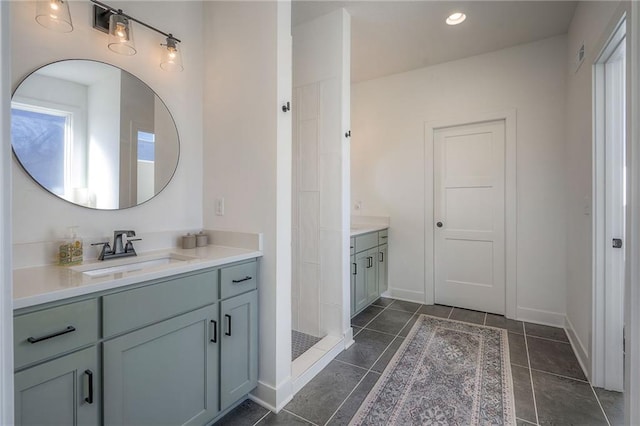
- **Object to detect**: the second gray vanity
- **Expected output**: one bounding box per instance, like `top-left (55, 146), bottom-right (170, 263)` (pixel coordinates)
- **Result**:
top-left (350, 226), bottom-right (389, 317)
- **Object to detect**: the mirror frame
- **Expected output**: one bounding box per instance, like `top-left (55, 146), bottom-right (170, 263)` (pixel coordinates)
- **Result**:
top-left (11, 59), bottom-right (181, 210)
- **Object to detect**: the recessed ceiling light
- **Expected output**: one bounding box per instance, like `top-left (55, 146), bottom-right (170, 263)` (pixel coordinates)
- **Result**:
top-left (446, 12), bottom-right (466, 26)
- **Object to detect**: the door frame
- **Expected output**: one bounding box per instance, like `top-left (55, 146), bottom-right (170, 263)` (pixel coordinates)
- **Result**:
top-left (424, 109), bottom-right (517, 318)
top-left (626, 1), bottom-right (640, 422)
top-left (0, 2), bottom-right (14, 425)
top-left (592, 16), bottom-right (626, 392)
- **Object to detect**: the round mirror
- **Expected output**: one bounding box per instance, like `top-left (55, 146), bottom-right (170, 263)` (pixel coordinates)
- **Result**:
top-left (11, 60), bottom-right (180, 210)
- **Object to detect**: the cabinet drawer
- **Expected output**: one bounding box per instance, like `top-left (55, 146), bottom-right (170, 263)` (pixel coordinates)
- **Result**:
top-left (355, 232), bottom-right (378, 253)
top-left (350, 238), bottom-right (355, 256)
top-left (221, 261), bottom-right (257, 299)
top-left (103, 270), bottom-right (218, 337)
top-left (378, 229), bottom-right (388, 245)
top-left (14, 299), bottom-right (98, 369)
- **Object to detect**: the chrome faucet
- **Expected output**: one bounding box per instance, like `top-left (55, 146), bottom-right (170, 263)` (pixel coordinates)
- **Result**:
top-left (91, 230), bottom-right (142, 261)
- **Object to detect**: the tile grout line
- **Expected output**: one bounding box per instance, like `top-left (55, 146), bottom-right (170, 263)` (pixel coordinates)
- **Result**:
top-left (589, 385), bottom-right (612, 426)
top-left (354, 301), bottom-right (393, 330)
top-left (447, 306), bottom-right (454, 319)
top-left (324, 310), bottom-right (416, 425)
top-left (359, 328), bottom-right (403, 339)
top-left (322, 370), bottom-right (370, 426)
top-left (282, 408), bottom-right (321, 426)
top-left (529, 367), bottom-right (590, 384)
top-left (483, 312), bottom-right (487, 326)
top-left (526, 334), bottom-right (572, 345)
top-left (333, 358), bottom-right (370, 372)
top-left (515, 417), bottom-right (537, 426)
top-left (523, 325), bottom-right (541, 425)
top-left (252, 411), bottom-right (271, 426)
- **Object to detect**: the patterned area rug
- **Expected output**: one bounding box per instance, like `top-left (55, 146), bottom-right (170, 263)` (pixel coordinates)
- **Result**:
top-left (350, 315), bottom-right (515, 425)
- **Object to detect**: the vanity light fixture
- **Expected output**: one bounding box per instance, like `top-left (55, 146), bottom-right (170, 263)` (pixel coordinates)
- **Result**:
top-left (108, 12), bottom-right (136, 55)
top-left (160, 36), bottom-right (184, 72)
top-left (35, 0), bottom-right (73, 33)
top-left (446, 12), bottom-right (467, 26)
top-left (91, 0), bottom-right (183, 71)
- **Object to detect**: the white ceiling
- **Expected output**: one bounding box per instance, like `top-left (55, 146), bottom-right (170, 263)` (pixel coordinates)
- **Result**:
top-left (292, 1), bottom-right (578, 83)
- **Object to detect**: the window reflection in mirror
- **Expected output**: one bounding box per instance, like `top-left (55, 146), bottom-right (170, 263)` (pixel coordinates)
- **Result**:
top-left (11, 106), bottom-right (71, 197)
top-left (11, 60), bottom-right (179, 210)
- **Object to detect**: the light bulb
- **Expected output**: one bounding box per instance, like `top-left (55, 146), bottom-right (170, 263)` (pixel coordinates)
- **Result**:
top-left (160, 37), bottom-right (183, 72)
top-left (50, 1), bottom-right (59, 11)
top-left (108, 14), bottom-right (136, 55)
top-left (116, 23), bottom-right (126, 39)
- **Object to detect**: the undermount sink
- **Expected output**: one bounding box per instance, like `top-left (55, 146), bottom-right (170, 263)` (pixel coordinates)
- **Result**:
top-left (71, 253), bottom-right (197, 277)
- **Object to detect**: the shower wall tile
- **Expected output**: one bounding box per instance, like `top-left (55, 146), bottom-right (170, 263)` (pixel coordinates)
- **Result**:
top-left (299, 118), bottom-right (319, 191)
top-left (299, 262), bottom-right (321, 336)
top-left (320, 78), bottom-right (341, 155)
top-left (321, 230), bottom-right (343, 306)
top-left (300, 83), bottom-right (319, 121)
top-left (320, 153), bottom-right (343, 231)
top-left (321, 302), bottom-right (343, 337)
top-left (299, 192), bottom-right (319, 263)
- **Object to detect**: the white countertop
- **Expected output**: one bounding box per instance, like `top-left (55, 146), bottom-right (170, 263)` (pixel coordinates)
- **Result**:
top-left (13, 245), bottom-right (262, 310)
top-left (350, 224), bottom-right (388, 237)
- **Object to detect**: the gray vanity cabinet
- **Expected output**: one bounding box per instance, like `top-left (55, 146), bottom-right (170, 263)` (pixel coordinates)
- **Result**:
top-left (15, 258), bottom-right (260, 426)
top-left (378, 244), bottom-right (388, 295)
top-left (103, 305), bottom-right (219, 426)
top-left (220, 290), bottom-right (258, 411)
top-left (350, 254), bottom-right (356, 317)
top-left (14, 346), bottom-right (99, 426)
top-left (353, 251), bottom-right (370, 314)
top-left (351, 230), bottom-right (389, 317)
top-left (365, 247), bottom-right (379, 304)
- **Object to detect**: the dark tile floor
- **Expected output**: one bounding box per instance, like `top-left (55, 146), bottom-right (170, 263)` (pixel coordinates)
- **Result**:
top-left (215, 299), bottom-right (624, 426)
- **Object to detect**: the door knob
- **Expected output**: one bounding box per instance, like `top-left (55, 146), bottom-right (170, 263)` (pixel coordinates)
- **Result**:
top-left (436, 222), bottom-right (443, 228)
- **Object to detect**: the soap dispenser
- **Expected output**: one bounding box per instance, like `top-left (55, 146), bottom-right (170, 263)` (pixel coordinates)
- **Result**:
top-left (59, 226), bottom-right (83, 265)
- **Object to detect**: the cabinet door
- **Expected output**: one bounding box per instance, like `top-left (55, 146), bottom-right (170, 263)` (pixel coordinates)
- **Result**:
top-left (366, 247), bottom-right (379, 303)
top-left (354, 251), bottom-right (369, 314)
top-left (220, 290), bottom-right (258, 411)
top-left (103, 305), bottom-right (219, 426)
top-left (15, 346), bottom-right (99, 426)
top-left (350, 254), bottom-right (356, 317)
top-left (378, 244), bottom-right (388, 295)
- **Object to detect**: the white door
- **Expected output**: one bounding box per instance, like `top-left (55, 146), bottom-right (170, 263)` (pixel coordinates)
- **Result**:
top-left (593, 22), bottom-right (626, 391)
top-left (434, 120), bottom-right (506, 314)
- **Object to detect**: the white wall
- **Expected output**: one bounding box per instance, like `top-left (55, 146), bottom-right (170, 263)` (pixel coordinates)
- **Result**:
top-left (0, 1), bottom-right (14, 423)
top-left (202, 1), bottom-right (293, 411)
top-left (352, 35), bottom-right (568, 324)
top-left (10, 1), bottom-right (204, 265)
top-left (292, 9), bottom-right (350, 340)
top-left (565, 0), bottom-right (624, 379)
top-left (88, 71), bottom-right (120, 209)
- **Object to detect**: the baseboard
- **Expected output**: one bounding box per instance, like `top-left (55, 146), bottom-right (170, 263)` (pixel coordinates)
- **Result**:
top-left (516, 306), bottom-right (566, 327)
top-left (388, 288), bottom-right (424, 304)
top-left (565, 315), bottom-right (592, 381)
top-left (249, 377), bottom-right (293, 413)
